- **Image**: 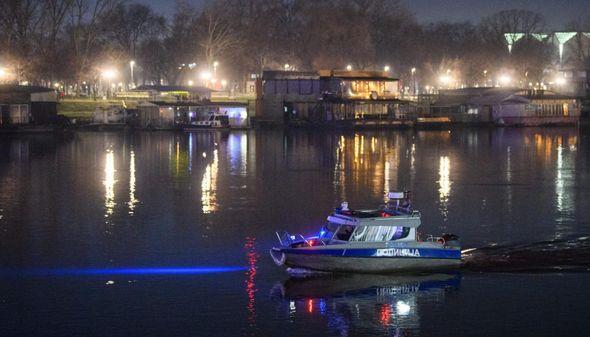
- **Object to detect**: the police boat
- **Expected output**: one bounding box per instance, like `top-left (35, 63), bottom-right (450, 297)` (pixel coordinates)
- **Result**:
top-left (270, 192), bottom-right (461, 273)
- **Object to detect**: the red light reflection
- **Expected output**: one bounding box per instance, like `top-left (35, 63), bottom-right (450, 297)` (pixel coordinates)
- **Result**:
top-left (379, 304), bottom-right (391, 326)
top-left (244, 236), bottom-right (258, 327)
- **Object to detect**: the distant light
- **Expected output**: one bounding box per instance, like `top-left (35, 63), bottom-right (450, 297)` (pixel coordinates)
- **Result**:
top-left (211, 78), bottom-right (218, 84)
top-left (188, 80), bottom-right (194, 86)
top-left (499, 74), bottom-right (512, 86)
top-left (221, 79), bottom-right (228, 87)
top-left (54, 83), bottom-right (60, 88)
top-left (130, 60), bottom-right (135, 66)
top-left (555, 77), bottom-right (566, 85)
top-left (202, 152), bottom-right (207, 158)
top-left (102, 69), bottom-right (117, 80)
top-left (384, 65), bottom-right (391, 72)
top-left (439, 74), bottom-right (452, 85)
top-left (213, 61), bottom-right (219, 67)
top-left (411, 67), bottom-right (416, 74)
top-left (200, 71), bottom-right (212, 80)
top-left (346, 64), bottom-right (353, 71)
top-left (284, 63), bottom-right (290, 70)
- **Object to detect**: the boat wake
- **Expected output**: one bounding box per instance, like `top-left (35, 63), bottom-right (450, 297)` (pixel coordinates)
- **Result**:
top-left (461, 236), bottom-right (590, 273)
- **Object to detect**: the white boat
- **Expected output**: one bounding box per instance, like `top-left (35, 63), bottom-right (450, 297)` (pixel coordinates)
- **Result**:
top-left (270, 192), bottom-right (461, 273)
top-left (184, 113), bottom-right (230, 130)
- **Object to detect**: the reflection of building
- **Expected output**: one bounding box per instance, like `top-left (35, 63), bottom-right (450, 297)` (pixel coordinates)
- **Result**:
top-left (0, 85), bottom-right (57, 126)
top-left (258, 70), bottom-right (410, 126)
top-left (428, 88), bottom-right (581, 126)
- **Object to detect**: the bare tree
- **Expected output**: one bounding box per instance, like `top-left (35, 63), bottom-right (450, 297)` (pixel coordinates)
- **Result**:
top-left (0, 0), bottom-right (44, 82)
top-left (67, 0), bottom-right (125, 89)
top-left (198, 0), bottom-right (241, 68)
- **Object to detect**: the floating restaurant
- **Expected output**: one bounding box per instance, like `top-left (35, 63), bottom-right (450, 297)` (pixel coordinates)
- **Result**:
top-left (256, 70), bottom-right (414, 127)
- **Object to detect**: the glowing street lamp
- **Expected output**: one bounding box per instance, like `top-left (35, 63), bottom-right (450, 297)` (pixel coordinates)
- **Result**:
top-left (284, 63), bottom-right (290, 71)
top-left (498, 74), bottom-right (512, 86)
top-left (102, 69), bottom-right (117, 80)
top-left (346, 64), bottom-right (352, 71)
top-left (221, 79), bottom-right (228, 87)
top-left (439, 74), bottom-right (452, 86)
top-left (213, 61), bottom-right (219, 75)
top-left (129, 60), bottom-right (135, 88)
top-left (188, 80), bottom-right (194, 86)
top-left (200, 71), bottom-right (212, 81)
top-left (384, 65), bottom-right (391, 72)
top-left (555, 76), bottom-right (566, 86)
top-left (101, 69), bottom-right (117, 98)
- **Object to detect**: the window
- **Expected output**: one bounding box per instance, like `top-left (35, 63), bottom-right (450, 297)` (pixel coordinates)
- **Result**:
top-left (350, 226), bottom-right (411, 242)
top-left (334, 225), bottom-right (355, 241)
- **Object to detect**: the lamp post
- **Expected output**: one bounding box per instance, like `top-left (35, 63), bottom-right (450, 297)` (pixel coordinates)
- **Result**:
top-left (129, 60), bottom-right (135, 89)
top-left (102, 69), bottom-right (117, 98)
top-left (411, 67), bottom-right (416, 96)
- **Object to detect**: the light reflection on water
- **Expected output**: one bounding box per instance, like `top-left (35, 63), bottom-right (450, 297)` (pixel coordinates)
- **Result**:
top-left (103, 149), bottom-right (116, 218)
top-left (0, 128), bottom-right (589, 336)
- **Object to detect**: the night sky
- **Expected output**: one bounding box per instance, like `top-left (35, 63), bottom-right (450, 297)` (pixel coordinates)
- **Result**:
top-left (141, 0), bottom-right (590, 29)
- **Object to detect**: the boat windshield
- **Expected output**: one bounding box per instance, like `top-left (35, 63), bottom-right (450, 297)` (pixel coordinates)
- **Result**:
top-left (320, 222), bottom-right (339, 239)
top-left (334, 225), bottom-right (355, 241)
top-left (350, 225), bottom-right (411, 242)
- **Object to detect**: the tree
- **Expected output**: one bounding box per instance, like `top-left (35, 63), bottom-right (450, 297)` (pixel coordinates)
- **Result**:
top-left (66, 0), bottom-right (125, 91)
top-left (197, 0), bottom-right (241, 68)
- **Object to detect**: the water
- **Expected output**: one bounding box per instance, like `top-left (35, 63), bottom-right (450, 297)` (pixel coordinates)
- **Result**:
top-left (0, 128), bottom-right (589, 336)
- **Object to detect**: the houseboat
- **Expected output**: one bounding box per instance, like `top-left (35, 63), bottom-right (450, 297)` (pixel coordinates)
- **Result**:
top-left (270, 192), bottom-right (461, 273)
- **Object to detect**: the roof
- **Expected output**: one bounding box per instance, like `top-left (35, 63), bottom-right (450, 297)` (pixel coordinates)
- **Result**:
top-left (133, 85), bottom-right (212, 94)
top-left (0, 85), bottom-right (56, 94)
top-left (434, 87), bottom-right (576, 106)
top-left (319, 70), bottom-right (398, 81)
top-left (148, 100), bottom-right (247, 108)
top-left (262, 70), bottom-right (319, 80)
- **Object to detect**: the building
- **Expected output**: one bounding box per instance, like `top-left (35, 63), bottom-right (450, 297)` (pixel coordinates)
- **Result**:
top-left (117, 85), bottom-right (213, 102)
top-left (0, 85), bottom-right (58, 126)
top-left (257, 70), bottom-right (408, 126)
top-left (428, 87), bottom-right (581, 126)
top-left (136, 101), bottom-right (249, 129)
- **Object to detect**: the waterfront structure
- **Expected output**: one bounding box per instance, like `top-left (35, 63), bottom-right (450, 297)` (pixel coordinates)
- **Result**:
top-left (258, 70), bottom-right (409, 126)
top-left (137, 101), bottom-right (248, 129)
top-left (0, 85), bottom-right (57, 126)
top-left (428, 87), bottom-right (581, 126)
top-left (118, 85), bottom-right (213, 102)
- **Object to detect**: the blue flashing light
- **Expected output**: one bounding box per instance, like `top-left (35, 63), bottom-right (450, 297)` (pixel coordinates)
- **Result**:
top-left (319, 230), bottom-right (326, 238)
top-left (1, 266), bottom-right (247, 277)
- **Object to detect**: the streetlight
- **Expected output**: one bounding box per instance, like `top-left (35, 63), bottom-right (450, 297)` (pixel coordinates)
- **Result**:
top-left (188, 80), bottom-right (194, 86)
top-left (346, 64), bottom-right (353, 71)
top-left (284, 63), bottom-right (290, 71)
top-left (102, 69), bottom-right (117, 98)
top-left (213, 61), bottom-right (219, 76)
top-left (129, 60), bottom-right (135, 88)
top-left (384, 65), bottom-right (391, 72)
top-left (411, 67), bottom-right (417, 95)
top-left (499, 74), bottom-right (512, 86)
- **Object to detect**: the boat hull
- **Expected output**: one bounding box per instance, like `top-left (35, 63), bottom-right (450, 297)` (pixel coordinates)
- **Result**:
top-left (271, 247), bottom-right (461, 273)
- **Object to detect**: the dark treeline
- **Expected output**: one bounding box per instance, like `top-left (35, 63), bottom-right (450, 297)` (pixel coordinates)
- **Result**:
top-left (0, 0), bottom-right (589, 92)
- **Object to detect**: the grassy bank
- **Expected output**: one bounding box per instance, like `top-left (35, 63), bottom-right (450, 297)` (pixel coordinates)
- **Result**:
top-left (58, 98), bottom-right (137, 119)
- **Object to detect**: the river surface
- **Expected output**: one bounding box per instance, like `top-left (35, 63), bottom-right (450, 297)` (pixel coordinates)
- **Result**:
top-left (0, 128), bottom-right (589, 336)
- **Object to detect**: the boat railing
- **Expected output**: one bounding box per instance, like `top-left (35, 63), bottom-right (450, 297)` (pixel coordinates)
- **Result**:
top-left (275, 231), bottom-right (327, 247)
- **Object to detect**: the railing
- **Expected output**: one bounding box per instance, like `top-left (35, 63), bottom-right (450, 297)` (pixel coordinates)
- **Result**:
top-left (275, 231), bottom-right (327, 247)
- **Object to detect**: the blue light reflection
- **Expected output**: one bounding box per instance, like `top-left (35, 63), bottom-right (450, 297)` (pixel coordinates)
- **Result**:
top-left (1, 266), bottom-right (247, 277)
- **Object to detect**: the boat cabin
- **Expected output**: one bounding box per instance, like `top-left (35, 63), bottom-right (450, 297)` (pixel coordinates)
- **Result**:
top-left (319, 208), bottom-right (421, 245)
